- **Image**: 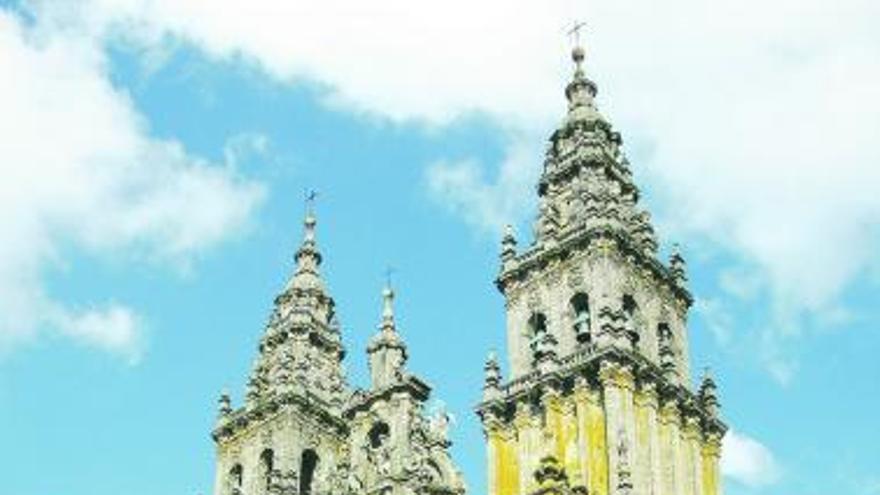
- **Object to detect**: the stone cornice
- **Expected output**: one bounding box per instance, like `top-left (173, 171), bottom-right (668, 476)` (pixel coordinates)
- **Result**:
top-left (475, 346), bottom-right (726, 438)
top-left (213, 389), bottom-right (348, 443)
top-left (343, 375), bottom-right (432, 418)
top-left (496, 226), bottom-right (693, 308)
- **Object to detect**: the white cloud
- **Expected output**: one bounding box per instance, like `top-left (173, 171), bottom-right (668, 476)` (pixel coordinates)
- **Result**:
top-left (16, 0), bottom-right (880, 375)
top-left (0, 9), bottom-right (265, 362)
top-left (52, 305), bottom-right (144, 365)
top-left (722, 429), bottom-right (781, 488)
top-left (426, 141), bottom-right (540, 235)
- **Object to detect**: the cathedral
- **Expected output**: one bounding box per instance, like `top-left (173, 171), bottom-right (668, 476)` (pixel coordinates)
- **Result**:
top-left (210, 40), bottom-right (726, 495)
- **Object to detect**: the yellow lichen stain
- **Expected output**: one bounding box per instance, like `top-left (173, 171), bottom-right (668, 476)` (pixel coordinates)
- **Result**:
top-left (562, 398), bottom-right (580, 481)
top-left (658, 409), bottom-right (675, 495)
top-left (488, 430), bottom-right (502, 495)
top-left (505, 431), bottom-right (521, 495)
top-left (586, 399), bottom-right (608, 495)
top-left (701, 441), bottom-right (720, 495)
top-left (492, 425), bottom-right (521, 495)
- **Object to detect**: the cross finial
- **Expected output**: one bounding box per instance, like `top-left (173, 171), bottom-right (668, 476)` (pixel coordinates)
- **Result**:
top-left (567, 20), bottom-right (587, 47)
top-left (384, 265), bottom-right (396, 290)
top-left (304, 189), bottom-right (318, 215)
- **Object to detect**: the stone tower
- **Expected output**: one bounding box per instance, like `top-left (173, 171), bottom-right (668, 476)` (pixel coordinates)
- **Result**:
top-left (212, 209), bottom-right (465, 495)
top-left (475, 42), bottom-right (727, 495)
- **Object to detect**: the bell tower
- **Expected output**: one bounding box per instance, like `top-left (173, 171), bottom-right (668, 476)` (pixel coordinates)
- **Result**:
top-left (212, 207), bottom-right (349, 495)
top-left (477, 38), bottom-right (726, 495)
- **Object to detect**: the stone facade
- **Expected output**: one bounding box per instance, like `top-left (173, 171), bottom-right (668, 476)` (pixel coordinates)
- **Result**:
top-left (475, 45), bottom-right (726, 495)
top-left (212, 211), bottom-right (465, 495)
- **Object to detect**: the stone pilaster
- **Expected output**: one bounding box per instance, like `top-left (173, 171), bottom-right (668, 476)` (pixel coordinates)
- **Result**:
top-left (659, 400), bottom-right (682, 495)
top-left (701, 433), bottom-right (723, 495)
top-left (635, 381), bottom-right (661, 495)
top-left (599, 361), bottom-right (636, 495)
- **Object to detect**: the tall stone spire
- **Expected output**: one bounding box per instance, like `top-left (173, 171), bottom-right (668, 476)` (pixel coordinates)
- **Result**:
top-left (231, 205), bottom-right (347, 414)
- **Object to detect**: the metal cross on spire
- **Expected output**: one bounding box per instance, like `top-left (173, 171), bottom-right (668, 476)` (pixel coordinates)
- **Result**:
top-left (304, 189), bottom-right (318, 215)
top-left (384, 265), bottom-right (396, 290)
top-left (567, 20), bottom-right (587, 48)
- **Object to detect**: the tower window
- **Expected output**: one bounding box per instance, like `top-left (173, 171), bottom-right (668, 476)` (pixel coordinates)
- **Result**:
top-left (228, 464), bottom-right (243, 494)
top-left (570, 293), bottom-right (591, 343)
top-left (369, 421), bottom-right (391, 449)
top-left (657, 323), bottom-right (672, 342)
top-left (260, 449), bottom-right (274, 492)
top-left (300, 449), bottom-right (320, 495)
top-left (622, 295), bottom-right (640, 344)
top-left (527, 312), bottom-right (549, 353)
top-left (527, 312), bottom-right (548, 337)
top-left (622, 294), bottom-right (637, 318)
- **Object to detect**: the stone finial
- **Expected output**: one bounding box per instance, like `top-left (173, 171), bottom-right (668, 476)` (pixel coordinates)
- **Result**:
top-left (658, 324), bottom-right (679, 383)
top-left (501, 224), bottom-right (518, 267)
top-left (563, 31), bottom-right (602, 126)
top-left (381, 285), bottom-right (395, 328)
top-left (669, 243), bottom-right (688, 288)
top-left (699, 367), bottom-right (720, 417)
top-left (218, 388), bottom-right (232, 418)
top-left (483, 350), bottom-right (503, 401)
top-left (367, 283), bottom-right (408, 389)
top-left (285, 203), bottom-right (326, 294)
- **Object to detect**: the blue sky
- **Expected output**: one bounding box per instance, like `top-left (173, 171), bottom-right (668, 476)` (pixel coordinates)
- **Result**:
top-left (1, 1), bottom-right (878, 495)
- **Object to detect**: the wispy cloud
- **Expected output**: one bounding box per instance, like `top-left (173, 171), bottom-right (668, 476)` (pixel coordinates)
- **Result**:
top-left (0, 9), bottom-right (265, 362)
top-left (426, 141), bottom-right (540, 235)
top-left (52, 305), bottom-right (144, 365)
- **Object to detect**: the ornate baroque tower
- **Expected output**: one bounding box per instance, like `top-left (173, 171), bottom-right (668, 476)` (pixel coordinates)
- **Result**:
top-left (476, 42), bottom-right (727, 495)
top-left (212, 209), bottom-right (465, 495)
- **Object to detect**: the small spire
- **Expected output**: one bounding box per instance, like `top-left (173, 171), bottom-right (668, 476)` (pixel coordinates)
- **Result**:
top-left (370, 280), bottom-right (406, 351)
top-left (217, 388), bottom-right (232, 418)
top-left (700, 366), bottom-right (720, 417)
top-left (563, 24), bottom-right (602, 126)
top-left (483, 350), bottom-right (503, 401)
top-left (669, 243), bottom-right (688, 287)
top-left (500, 224), bottom-right (517, 266)
top-left (286, 197), bottom-right (326, 293)
top-left (381, 284), bottom-right (395, 329)
top-left (367, 281), bottom-right (408, 389)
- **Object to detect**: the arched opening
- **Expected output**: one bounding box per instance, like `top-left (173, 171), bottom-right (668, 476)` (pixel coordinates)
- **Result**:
top-left (260, 449), bottom-right (274, 492)
top-left (657, 323), bottom-right (676, 371)
top-left (369, 421), bottom-right (391, 449)
top-left (657, 322), bottom-right (672, 342)
top-left (622, 294), bottom-right (640, 344)
top-left (527, 312), bottom-right (549, 356)
top-left (570, 293), bottom-right (591, 343)
top-left (300, 449), bottom-right (320, 495)
top-left (228, 464), bottom-right (243, 494)
top-left (622, 294), bottom-right (637, 318)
